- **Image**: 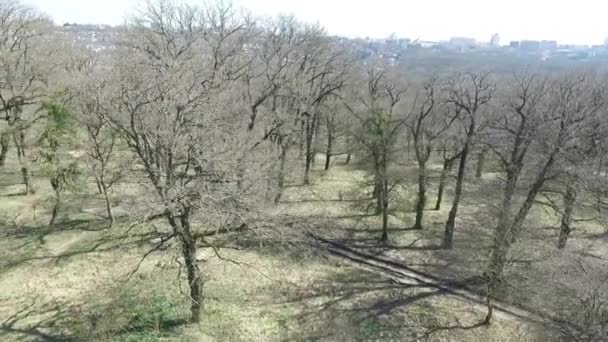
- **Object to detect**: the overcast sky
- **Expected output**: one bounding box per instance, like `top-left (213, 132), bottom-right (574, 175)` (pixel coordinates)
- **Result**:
top-left (23, 0), bottom-right (608, 45)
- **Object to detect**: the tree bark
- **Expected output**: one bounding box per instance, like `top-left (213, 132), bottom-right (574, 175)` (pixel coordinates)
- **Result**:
top-left (14, 132), bottom-right (34, 194)
top-left (324, 128), bottom-right (333, 171)
top-left (303, 113), bottom-right (316, 185)
top-left (49, 177), bottom-right (62, 227)
top-left (435, 158), bottom-right (454, 210)
top-left (380, 177), bottom-right (388, 242)
top-left (413, 163), bottom-right (427, 229)
top-left (101, 181), bottom-right (114, 226)
top-left (311, 113), bottom-right (321, 165)
top-left (380, 150), bottom-right (389, 242)
top-left (0, 132), bottom-right (9, 168)
top-left (475, 147), bottom-right (487, 179)
top-left (443, 144), bottom-right (470, 249)
top-left (274, 146), bottom-right (288, 204)
top-left (345, 135), bottom-right (352, 165)
top-left (175, 212), bottom-right (203, 323)
top-left (557, 182), bottom-right (576, 249)
top-left (373, 153), bottom-right (382, 215)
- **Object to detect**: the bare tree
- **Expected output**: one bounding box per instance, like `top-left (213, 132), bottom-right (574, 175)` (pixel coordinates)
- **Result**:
top-left (0, 1), bottom-right (54, 193)
top-left (443, 72), bottom-right (495, 248)
top-left (434, 141), bottom-right (463, 210)
top-left (483, 73), bottom-right (606, 323)
top-left (345, 64), bottom-right (405, 241)
top-left (406, 80), bottom-right (457, 229)
top-left (103, 0), bottom-right (257, 323)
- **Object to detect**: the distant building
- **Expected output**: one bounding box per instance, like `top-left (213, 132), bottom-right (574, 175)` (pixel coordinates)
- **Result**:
top-left (509, 41), bottom-right (520, 49)
top-left (520, 40), bottom-right (541, 52)
top-left (541, 40), bottom-right (558, 50)
top-left (448, 37), bottom-right (476, 51)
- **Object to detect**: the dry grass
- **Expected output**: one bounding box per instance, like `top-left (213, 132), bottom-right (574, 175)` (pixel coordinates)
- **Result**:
top-left (1, 151), bottom-right (595, 341)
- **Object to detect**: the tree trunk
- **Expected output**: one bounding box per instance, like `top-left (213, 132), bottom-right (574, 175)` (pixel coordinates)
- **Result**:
top-left (303, 114), bottom-right (315, 185)
top-left (413, 163), bottom-right (427, 229)
top-left (443, 145), bottom-right (470, 249)
top-left (475, 147), bottom-right (487, 179)
top-left (435, 158), bottom-right (454, 210)
top-left (345, 135), bottom-right (352, 165)
top-left (101, 181), bottom-right (114, 226)
top-left (175, 213), bottom-right (203, 323)
top-left (49, 177), bottom-right (61, 227)
top-left (558, 182), bottom-right (576, 249)
top-left (0, 132), bottom-right (9, 168)
top-left (406, 134), bottom-right (412, 160)
top-left (380, 177), bottom-right (388, 242)
top-left (484, 172), bottom-right (517, 289)
top-left (373, 155), bottom-right (382, 215)
top-left (483, 295), bottom-right (494, 325)
top-left (324, 129), bottom-right (333, 171)
top-left (380, 151), bottom-right (389, 242)
top-left (274, 146), bottom-right (288, 204)
top-left (311, 113), bottom-right (320, 165)
top-left (298, 120), bottom-right (304, 158)
top-left (14, 132), bottom-right (34, 194)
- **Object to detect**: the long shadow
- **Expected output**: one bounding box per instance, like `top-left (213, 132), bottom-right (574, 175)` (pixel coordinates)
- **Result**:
top-left (326, 213), bottom-right (377, 220)
top-left (3, 218), bottom-right (113, 240)
top-left (423, 320), bottom-right (489, 340)
top-left (365, 288), bottom-right (448, 317)
top-left (2, 230), bottom-right (157, 272)
top-left (280, 198), bottom-right (367, 204)
top-left (277, 267), bottom-right (449, 340)
top-left (1, 300), bottom-right (75, 342)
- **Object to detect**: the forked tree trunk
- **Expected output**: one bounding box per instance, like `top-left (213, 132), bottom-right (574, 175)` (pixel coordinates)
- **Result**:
top-left (100, 181), bottom-right (114, 226)
top-left (413, 163), bottom-right (427, 230)
top-left (558, 183), bottom-right (576, 249)
top-left (443, 144), bottom-right (470, 249)
top-left (475, 147), bottom-right (487, 179)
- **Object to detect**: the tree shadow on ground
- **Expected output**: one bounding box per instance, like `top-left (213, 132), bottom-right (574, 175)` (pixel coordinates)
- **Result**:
top-left (0, 298), bottom-right (76, 342)
top-left (1, 284), bottom-right (190, 342)
top-left (276, 268), bottom-right (451, 341)
top-left (1, 218), bottom-right (157, 274)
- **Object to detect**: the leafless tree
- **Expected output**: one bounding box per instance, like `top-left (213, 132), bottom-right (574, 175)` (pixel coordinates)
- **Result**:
top-left (0, 1), bottom-right (54, 193)
top-left (483, 73), bottom-right (606, 323)
top-left (405, 79), bottom-right (457, 229)
top-left (443, 72), bottom-right (495, 248)
top-left (345, 64), bottom-right (405, 241)
top-left (101, 0), bottom-right (258, 323)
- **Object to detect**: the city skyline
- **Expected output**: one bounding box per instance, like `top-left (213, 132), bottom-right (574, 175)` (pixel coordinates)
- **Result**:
top-left (23, 0), bottom-right (608, 45)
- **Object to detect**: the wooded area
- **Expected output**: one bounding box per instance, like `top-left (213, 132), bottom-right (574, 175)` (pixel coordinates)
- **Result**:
top-left (1, 0), bottom-right (607, 341)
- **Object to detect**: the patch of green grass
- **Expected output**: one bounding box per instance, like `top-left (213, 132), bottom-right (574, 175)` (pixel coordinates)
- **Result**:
top-left (72, 280), bottom-right (189, 342)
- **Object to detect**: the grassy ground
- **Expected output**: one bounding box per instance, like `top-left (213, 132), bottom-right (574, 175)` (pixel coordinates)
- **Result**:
top-left (1, 151), bottom-right (601, 341)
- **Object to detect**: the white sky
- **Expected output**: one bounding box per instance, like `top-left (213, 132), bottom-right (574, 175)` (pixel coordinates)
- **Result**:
top-left (23, 0), bottom-right (608, 45)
